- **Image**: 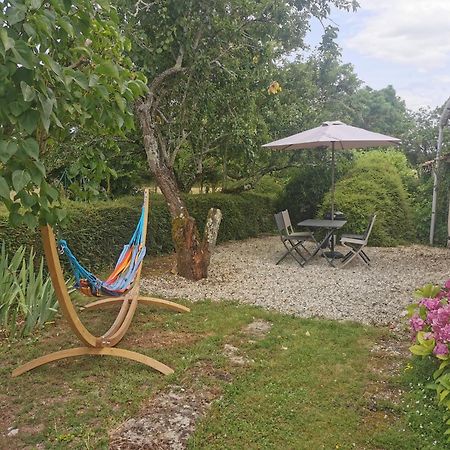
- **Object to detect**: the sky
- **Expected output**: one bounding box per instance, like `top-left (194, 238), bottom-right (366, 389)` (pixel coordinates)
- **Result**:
top-left (306, 0), bottom-right (450, 111)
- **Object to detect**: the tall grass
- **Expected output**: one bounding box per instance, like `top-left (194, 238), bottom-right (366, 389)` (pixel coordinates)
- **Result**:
top-left (0, 243), bottom-right (58, 337)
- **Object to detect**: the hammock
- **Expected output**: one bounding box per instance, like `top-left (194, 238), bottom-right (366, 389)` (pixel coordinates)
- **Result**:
top-left (59, 205), bottom-right (147, 297)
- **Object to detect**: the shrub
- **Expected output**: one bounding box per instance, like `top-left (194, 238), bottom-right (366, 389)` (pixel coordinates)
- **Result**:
top-left (406, 280), bottom-right (450, 443)
top-left (276, 153), bottom-right (355, 225)
top-left (0, 244), bottom-right (58, 337)
top-left (0, 192), bottom-right (275, 272)
top-left (319, 152), bottom-right (415, 246)
top-left (413, 163), bottom-right (450, 246)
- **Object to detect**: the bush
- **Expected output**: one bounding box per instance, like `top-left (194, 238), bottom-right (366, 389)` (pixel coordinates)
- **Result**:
top-left (413, 163), bottom-right (450, 246)
top-left (319, 152), bottom-right (415, 246)
top-left (406, 280), bottom-right (450, 444)
top-left (276, 153), bottom-right (355, 225)
top-left (0, 192), bottom-right (275, 272)
top-left (0, 244), bottom-right (58, 337)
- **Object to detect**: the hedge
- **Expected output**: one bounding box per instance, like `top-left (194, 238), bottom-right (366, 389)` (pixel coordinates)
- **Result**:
top-left (0, 192), bottom-right (276, 272)
top-left (319, 152), bottom-right (415, 246)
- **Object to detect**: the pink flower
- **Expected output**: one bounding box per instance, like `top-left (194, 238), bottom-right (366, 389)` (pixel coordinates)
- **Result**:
top-left (433, 342), bottom-right (449, 356)
top-left (420, 298), bottom-right (441, 310)
top-left (410, 315), bottom-right (425, 332)
top-left (444, 279), bottom-right (450, 289)
top-left (435, 323), bottom-right (450, 343)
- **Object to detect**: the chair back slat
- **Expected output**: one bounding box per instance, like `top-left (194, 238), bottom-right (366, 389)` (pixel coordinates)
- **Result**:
top-left (281, 210), bottom-right (294, 234)
top-left (274, 212), bottom-right (286, 234)
top-left (363, 214), bottom-right (377, 241)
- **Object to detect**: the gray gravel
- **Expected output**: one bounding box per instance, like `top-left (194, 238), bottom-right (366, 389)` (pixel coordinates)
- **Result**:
top-left (141, 236), bottom-right (450, 326)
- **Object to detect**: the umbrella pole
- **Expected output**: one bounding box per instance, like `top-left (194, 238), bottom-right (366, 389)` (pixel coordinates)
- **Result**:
top-left (331, 142), bottom-right (335, 221)
top-left (329, 142), bottom-right (337, 257)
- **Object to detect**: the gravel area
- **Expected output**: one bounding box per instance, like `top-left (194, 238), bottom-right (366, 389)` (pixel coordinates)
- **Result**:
top-left (141, 236), bottom-right (450, 326)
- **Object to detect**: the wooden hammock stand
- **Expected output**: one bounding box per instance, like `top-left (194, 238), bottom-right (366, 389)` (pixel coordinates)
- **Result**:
top-left (12, 189), bottom-right (189, 377)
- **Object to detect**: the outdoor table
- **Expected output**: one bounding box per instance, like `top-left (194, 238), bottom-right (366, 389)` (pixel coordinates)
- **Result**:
top-left (297, 219), bottom-right (347, 267)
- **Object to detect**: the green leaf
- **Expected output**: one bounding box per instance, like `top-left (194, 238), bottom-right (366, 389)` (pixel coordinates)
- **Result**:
top-left (23, 23), bottom-right (36, 37)
top-left (96, 0), bottom-right (111, 12)
top-left (19, 109), bottom-right (39, 134)
top-left (410, 344), bottom-right (433, 356)
top-left (20, 81), bottom-right (36, 102)
top-left (30, 0), bottom-right (43, 10)
top-left (22, 212), bottom-right (38, 229)
top-left (12, 170), bottom-right (31, 193)
top-left (406, 303), bottom-right (418, 317)
top-left (40, 54), bottom-right (62, 78)
top-left (12, 41), bottom-right (35, 70)
top-left (21, 138), bottom-right (39, 160)
top-left (57, 16), bottom-right (74, 36)
top-left (114, 93), bottom-right (126, 112)
top-left (415, 283), bottom-right (441, 299)
top-left (0, 29), bottom-right (15, 52)
top-left (9, 101), bottom-right (29, 117)
top-left (55, 208), bottom-right (66, 222)
top-left (0, 141), bottom-right (18, 163)
top-left (29, 160), bottom-right (46, 184)
top-left (438, 374), bottom-right (450, 391)
top-left (72, 72), bottom-right (89, 90)
top-left (96, 61), bottom-right (119, 79)
top-left (440, 389), bottom-right (450, 402)
top-left (0, 177), bottom-right (10, 199)
top-left (38, 93), bottom-right (54, 132)
top-left (88, 74), bottom-right (99, 87)
top-left (6, 6), bottom-right (27, 25)
top-left (96, 85), bottom-right (109, 100)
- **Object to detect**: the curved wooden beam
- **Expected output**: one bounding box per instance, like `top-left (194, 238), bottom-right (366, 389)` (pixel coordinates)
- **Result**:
top-left (41, 225), bottom-right (98, 348)
top-left (12, 347), bottom-right (174, 377)
top-left (84, 296), bottom-right (190, 314)
top-left (138, 296), bottom-right (190, 313)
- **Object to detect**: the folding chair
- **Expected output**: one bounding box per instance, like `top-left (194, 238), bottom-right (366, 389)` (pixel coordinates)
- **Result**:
top-left (340, 214), bottom-right (377, 268)
top-left (274, 210), bottom-right (315, 266)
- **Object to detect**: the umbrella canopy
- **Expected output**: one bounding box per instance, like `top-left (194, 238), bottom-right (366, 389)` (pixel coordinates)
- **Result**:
top-left (262, 121), bottom-right (401, 218)
top-left (262, 120), bottom-right (401, 150)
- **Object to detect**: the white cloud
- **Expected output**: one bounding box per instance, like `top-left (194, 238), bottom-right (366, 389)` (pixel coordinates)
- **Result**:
top-left (345, 0), bottom-right (450, 69)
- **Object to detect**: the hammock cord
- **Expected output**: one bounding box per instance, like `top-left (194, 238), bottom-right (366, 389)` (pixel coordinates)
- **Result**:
top-left (58, 205), bottom-right (147, 297)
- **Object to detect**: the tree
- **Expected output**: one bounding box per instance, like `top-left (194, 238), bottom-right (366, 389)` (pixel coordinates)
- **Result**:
top-left (349, 85), bottom-right (413, 138)
top-left (119, 0), bottom-right (359, 279)
top-left (0, 0), bottom-right (146, 226)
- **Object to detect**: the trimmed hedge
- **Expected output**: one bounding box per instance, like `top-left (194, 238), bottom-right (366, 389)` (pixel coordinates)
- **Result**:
top-left (0, 192), bottom-right (275, 272)
top-left (319, 152), bottom-right (415, 246)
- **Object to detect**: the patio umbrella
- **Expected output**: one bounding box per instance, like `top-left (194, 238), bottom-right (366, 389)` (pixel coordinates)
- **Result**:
top-left (262, 120), bottom-right (401, 218)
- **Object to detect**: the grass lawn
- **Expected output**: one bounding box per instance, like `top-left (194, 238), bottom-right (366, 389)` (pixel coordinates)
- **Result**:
top-left (0, 298), bottom-right (446, 449)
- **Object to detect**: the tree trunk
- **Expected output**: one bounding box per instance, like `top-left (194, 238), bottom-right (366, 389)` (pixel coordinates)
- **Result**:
top-left (135, 96), bottom-right (222, 280)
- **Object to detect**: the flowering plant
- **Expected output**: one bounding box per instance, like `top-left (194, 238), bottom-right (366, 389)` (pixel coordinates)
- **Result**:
top-left (407, 279), bottom-right (450, 442)
top-left (408, 280), bottom-right (450, 358)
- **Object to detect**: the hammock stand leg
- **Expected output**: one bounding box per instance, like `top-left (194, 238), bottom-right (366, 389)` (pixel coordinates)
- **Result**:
top-left (12, 190), bottom-right (176, 377)
top-left (84, 296), bottom-right (190, 314)
top-left (12, 347), bottom-right (174, 378)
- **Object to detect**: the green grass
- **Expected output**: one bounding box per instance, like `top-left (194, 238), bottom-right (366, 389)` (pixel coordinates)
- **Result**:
top-left (0, 299), bottom-right (446, 449)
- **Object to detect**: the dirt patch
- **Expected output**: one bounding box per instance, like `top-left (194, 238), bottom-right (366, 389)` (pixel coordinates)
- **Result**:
top-left (361, 333), bottom-right (410, 431)
top-left (109, 385), bottom-right (219, 450)
top-left (223, 343), bottom-right (254, 366)
top-left (126, 330), bottom-right (205, 350)
top-left (185, 360), bottom-right (234, 384)
top-left (242, 319), bottom-right (272, 339)
top-left (140, 254), bottom-right (176, 278)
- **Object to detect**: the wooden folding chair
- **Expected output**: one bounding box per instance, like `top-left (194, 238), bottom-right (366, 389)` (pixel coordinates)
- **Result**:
top-left (12, 190), bottom-right (189, 377)
top-left (274, 210), bottom-right (314, 266)
top-left (340, 214), bottom-right (377, 268)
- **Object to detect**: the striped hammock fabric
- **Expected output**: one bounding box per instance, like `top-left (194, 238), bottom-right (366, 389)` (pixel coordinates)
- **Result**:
top-left (59, 205), bottom-right (146, 297)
